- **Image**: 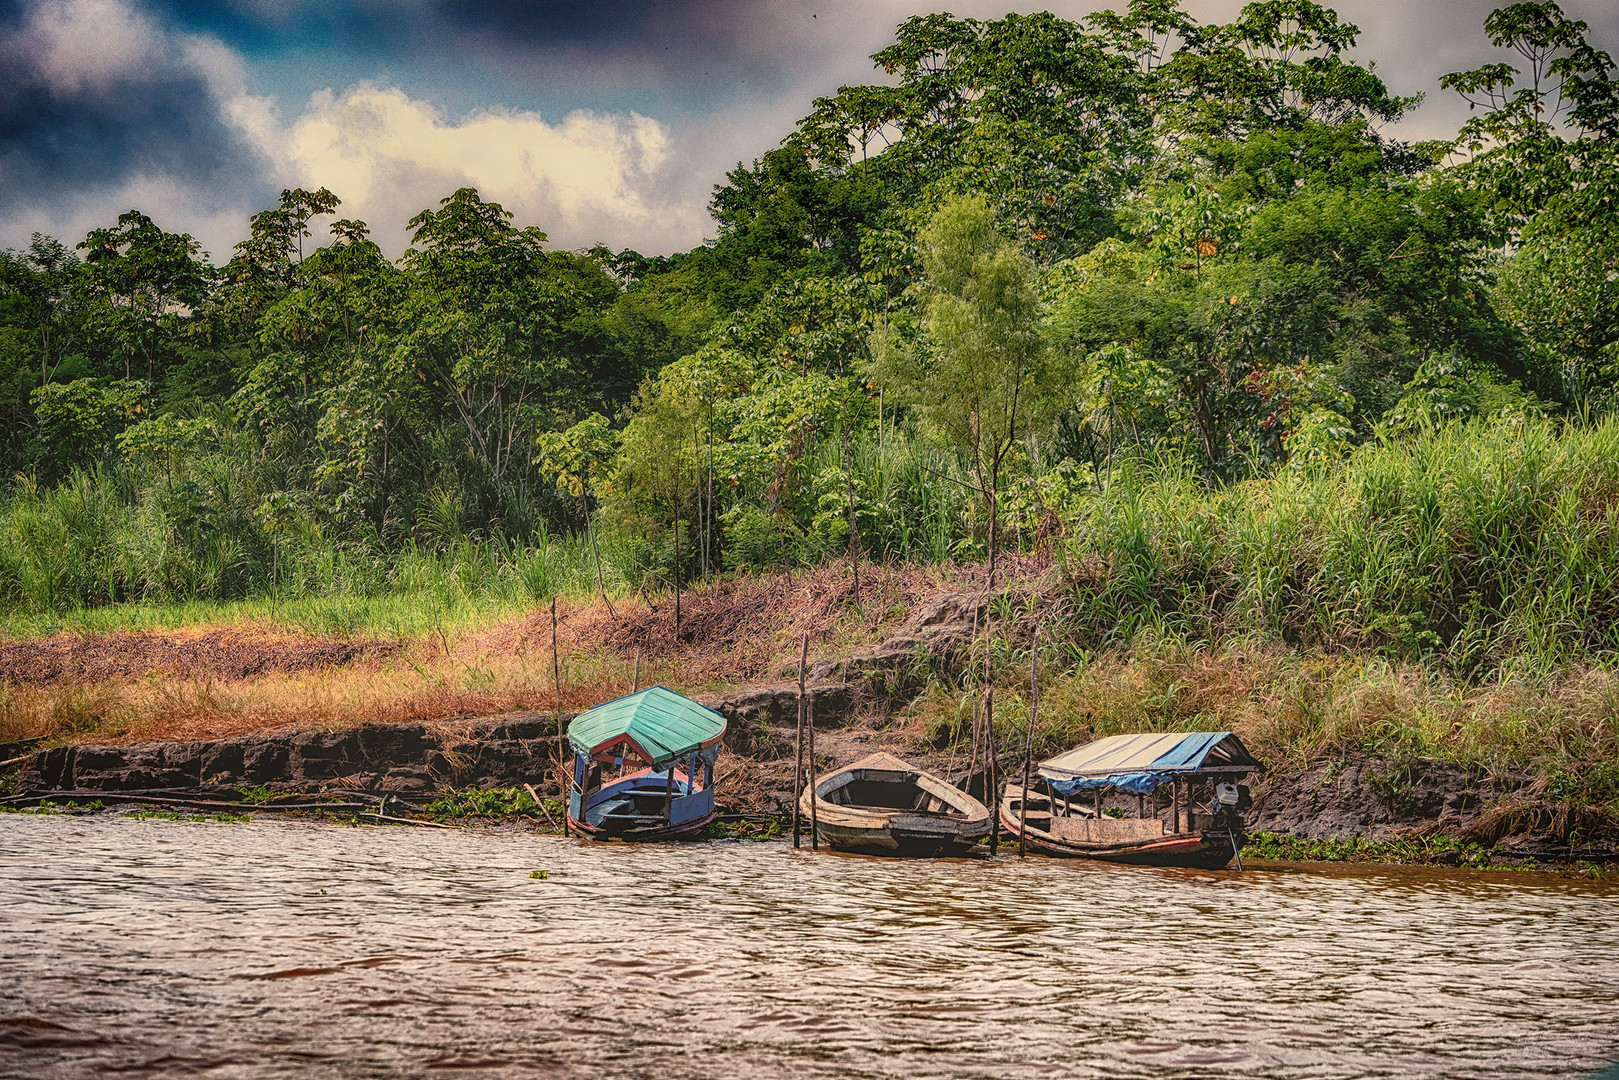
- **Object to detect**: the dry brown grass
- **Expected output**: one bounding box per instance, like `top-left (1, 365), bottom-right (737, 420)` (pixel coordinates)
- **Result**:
top-left (901, 631), bottom-right (1619, 812)
top-left (7, 557), bottom-right (1613, 835)
top-left (486, 559), bottom-right (998, 685)
top-left (0, 559), bottom-right (1040, 748)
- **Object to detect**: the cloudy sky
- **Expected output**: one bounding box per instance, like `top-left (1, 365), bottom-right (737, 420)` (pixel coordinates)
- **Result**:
top-left (1, 0), bottom-right (1613, 262)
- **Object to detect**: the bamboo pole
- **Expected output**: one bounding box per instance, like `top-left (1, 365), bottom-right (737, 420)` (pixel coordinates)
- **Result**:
top-left (961, 607), bottom-right (982, 794)
top-left (1018, 628), bottom-right (1039, 857)
top-left (632, 646), bottom-right (642, 693)
top-left (984, 619), bottom-right (999, 855)
top-left (793, 632), bottom-right (807, 849)
top-left (806, 654), bottom-right (820, 852)
top-left (522, 783), bottom-right (557, 828)
top-left (552, 597), bottom-right (568, 837)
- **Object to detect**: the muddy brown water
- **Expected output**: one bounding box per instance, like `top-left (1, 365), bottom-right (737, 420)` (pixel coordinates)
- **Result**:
top-left (2, 817), bottom-right (1616, 1079)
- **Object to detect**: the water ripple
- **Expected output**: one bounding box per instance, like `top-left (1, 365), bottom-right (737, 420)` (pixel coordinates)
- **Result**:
top-left (2, 816), bottom-right (1617, 1079)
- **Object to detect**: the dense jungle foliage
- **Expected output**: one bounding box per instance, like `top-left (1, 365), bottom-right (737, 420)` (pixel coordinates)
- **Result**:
top-left (2, 1), bottom-right (1616, 675)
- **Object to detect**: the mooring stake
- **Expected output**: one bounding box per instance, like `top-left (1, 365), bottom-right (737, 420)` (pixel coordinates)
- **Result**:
top-left (793, 632), bottom-right (807, 849)
top-left (1019, 628), bottom-right (1039, 858)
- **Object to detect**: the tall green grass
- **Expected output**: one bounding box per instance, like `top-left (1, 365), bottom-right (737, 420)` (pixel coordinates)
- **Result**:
top-left (1060, 415), bottom-right (1619, 673)
top-left (6, 410), bottom-right (1619, 683)
top-left (0, 463), bottom-right (602, 637)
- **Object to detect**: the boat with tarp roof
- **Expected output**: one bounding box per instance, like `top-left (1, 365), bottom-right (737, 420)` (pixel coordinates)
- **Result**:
top-left (566, 686), bottom-right (726, 840)
top-left (1000, 731), bottom-right (1261, 868)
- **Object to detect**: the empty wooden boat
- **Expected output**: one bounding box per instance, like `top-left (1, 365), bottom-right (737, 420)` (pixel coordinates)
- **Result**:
top-left (800, 751), bottom-right (992, 856)
top-left (1001, 731), bottom-right (1260, 869)
top-left (566, 686), bottom-right (726, 841)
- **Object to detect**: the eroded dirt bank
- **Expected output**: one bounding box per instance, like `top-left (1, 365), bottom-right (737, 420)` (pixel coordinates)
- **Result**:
top-left (1, 562), bottom-right (1613, 861)
top-left (0, 629), bottom-right (399, 685)
top-left (3, 707), bottom-right (1594, 860)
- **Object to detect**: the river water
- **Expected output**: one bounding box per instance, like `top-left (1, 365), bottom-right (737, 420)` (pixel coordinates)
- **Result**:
top-left (1, 816), bottom-right (1616, 1080)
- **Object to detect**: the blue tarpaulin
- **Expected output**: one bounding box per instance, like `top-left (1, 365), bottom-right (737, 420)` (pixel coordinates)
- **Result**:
top-left (1038, 731), bottom-right (1259, 795)
top-left (1049, 771), bottom-right (1168, 795)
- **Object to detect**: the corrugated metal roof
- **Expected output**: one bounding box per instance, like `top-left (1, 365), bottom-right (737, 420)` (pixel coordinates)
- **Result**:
top-left (567, 686), bottom-right (727, 767)
top-left (1038, 731), bottom-right (1258, 779)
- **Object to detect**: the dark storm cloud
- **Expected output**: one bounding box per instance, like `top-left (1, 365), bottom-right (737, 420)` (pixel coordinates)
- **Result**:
top-left (145, 0), bottom-right (807, 96)
top-left (0, 0), bottom-right (271, 236)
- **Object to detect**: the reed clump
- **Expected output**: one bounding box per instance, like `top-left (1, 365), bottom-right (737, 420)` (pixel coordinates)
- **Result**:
top-left (1058, 415), bottom-right (1619, 675)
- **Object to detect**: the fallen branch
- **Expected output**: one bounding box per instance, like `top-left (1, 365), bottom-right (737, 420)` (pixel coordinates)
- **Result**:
top-left (361, 811), bottom-right (459, 829)
top-left (523, 782), bottom-right (558, 827)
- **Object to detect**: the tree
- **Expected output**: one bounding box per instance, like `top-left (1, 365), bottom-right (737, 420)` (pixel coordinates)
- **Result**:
top-left (609, 387), bottom-right (701, 629)
top-left (397, 188), bottom-right (577, 486)
top-left (868, 195), bottom-right (1053, 582)
top-left (795, 11), bottom-right (1152, 263)
top-left (1442, 2), bottom-right (1619, 409)
top-left (1156, 0), bottom-right (1421, 140)
top-left (77, 212), bottom-right (209, 382)
top-left (204, 188), bottom-right (341, 342)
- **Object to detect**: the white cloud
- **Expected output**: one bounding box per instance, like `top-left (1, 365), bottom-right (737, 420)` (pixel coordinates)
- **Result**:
top-left (250, 84), bottom-right (707, 256)
top-left (23, 0), bottom-right (160, 96)
top-left (4, 173), bottom-right (255, 264)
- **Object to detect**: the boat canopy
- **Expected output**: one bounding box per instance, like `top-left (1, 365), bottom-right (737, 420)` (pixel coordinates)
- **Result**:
top-left (567, 686), bottom-right (727, 768)
top-left (1038, 731), bottom-right (1260, 796)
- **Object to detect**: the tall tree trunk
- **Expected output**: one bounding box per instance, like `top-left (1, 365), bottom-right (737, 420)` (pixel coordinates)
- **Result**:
top-left (988, 471), bottom-right (998, 588)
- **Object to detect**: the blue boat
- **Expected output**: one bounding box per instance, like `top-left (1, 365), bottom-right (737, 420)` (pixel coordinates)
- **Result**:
top-left (565, 686), bottom-right (727, 840)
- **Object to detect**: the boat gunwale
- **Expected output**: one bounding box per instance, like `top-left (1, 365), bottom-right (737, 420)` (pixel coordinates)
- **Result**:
top-left (804, 752), bottom-right (992, 850)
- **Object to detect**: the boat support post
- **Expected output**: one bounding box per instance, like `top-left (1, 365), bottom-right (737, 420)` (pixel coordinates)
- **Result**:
top-left (552, 597), bottom-right (568, 837)
top-left (1018, 628), bottom-right (1039, 857)
top-left (806, 643), bottom-right (819, 851)
top-left (793, 632), bottom-right (807, 849)
top-left (984, 614), bottom-right (999, 855)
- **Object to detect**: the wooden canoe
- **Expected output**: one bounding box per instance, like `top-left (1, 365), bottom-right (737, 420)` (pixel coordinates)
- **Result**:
top-left (800, 751), bottom-right (992, 856)
top-left (1000, 783), bottom-right (1244, 869)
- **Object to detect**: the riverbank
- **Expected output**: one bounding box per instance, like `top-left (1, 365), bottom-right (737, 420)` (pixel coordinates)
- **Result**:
top-left (2, 561), bottom-right (1615, 866)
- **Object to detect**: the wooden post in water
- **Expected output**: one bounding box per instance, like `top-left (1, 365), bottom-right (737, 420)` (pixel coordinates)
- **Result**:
top-left (984, 622), bottom-right (999, 854)
top-left (792, 633), bottom-right (807, 849)
top-left (1172, 775), bottom-right (1180, 835)
top-left (1018, 628), bottom-right (1039, 857)
top-left (806, 650), bottom-right (820, 852)
top-left (552, 597), bottom-right (568, 837)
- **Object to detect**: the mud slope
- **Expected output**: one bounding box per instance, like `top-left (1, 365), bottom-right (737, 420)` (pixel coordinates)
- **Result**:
top-left (0, 629), bottom-right (399, 685)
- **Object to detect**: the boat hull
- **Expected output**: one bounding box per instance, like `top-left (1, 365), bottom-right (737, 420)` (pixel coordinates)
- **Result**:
top-left (998, 800), bottom-right (1245, 869)
top-left (803, 752), bottom-right (992, 858)
top-left (815, 819), bottom-right (986, 857)
top-left (567, 809), bottom-right (716, 842)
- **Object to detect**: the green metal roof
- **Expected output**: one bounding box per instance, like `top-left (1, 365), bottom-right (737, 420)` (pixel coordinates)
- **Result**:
top-left (567, 686), bottom-right (727, 767)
